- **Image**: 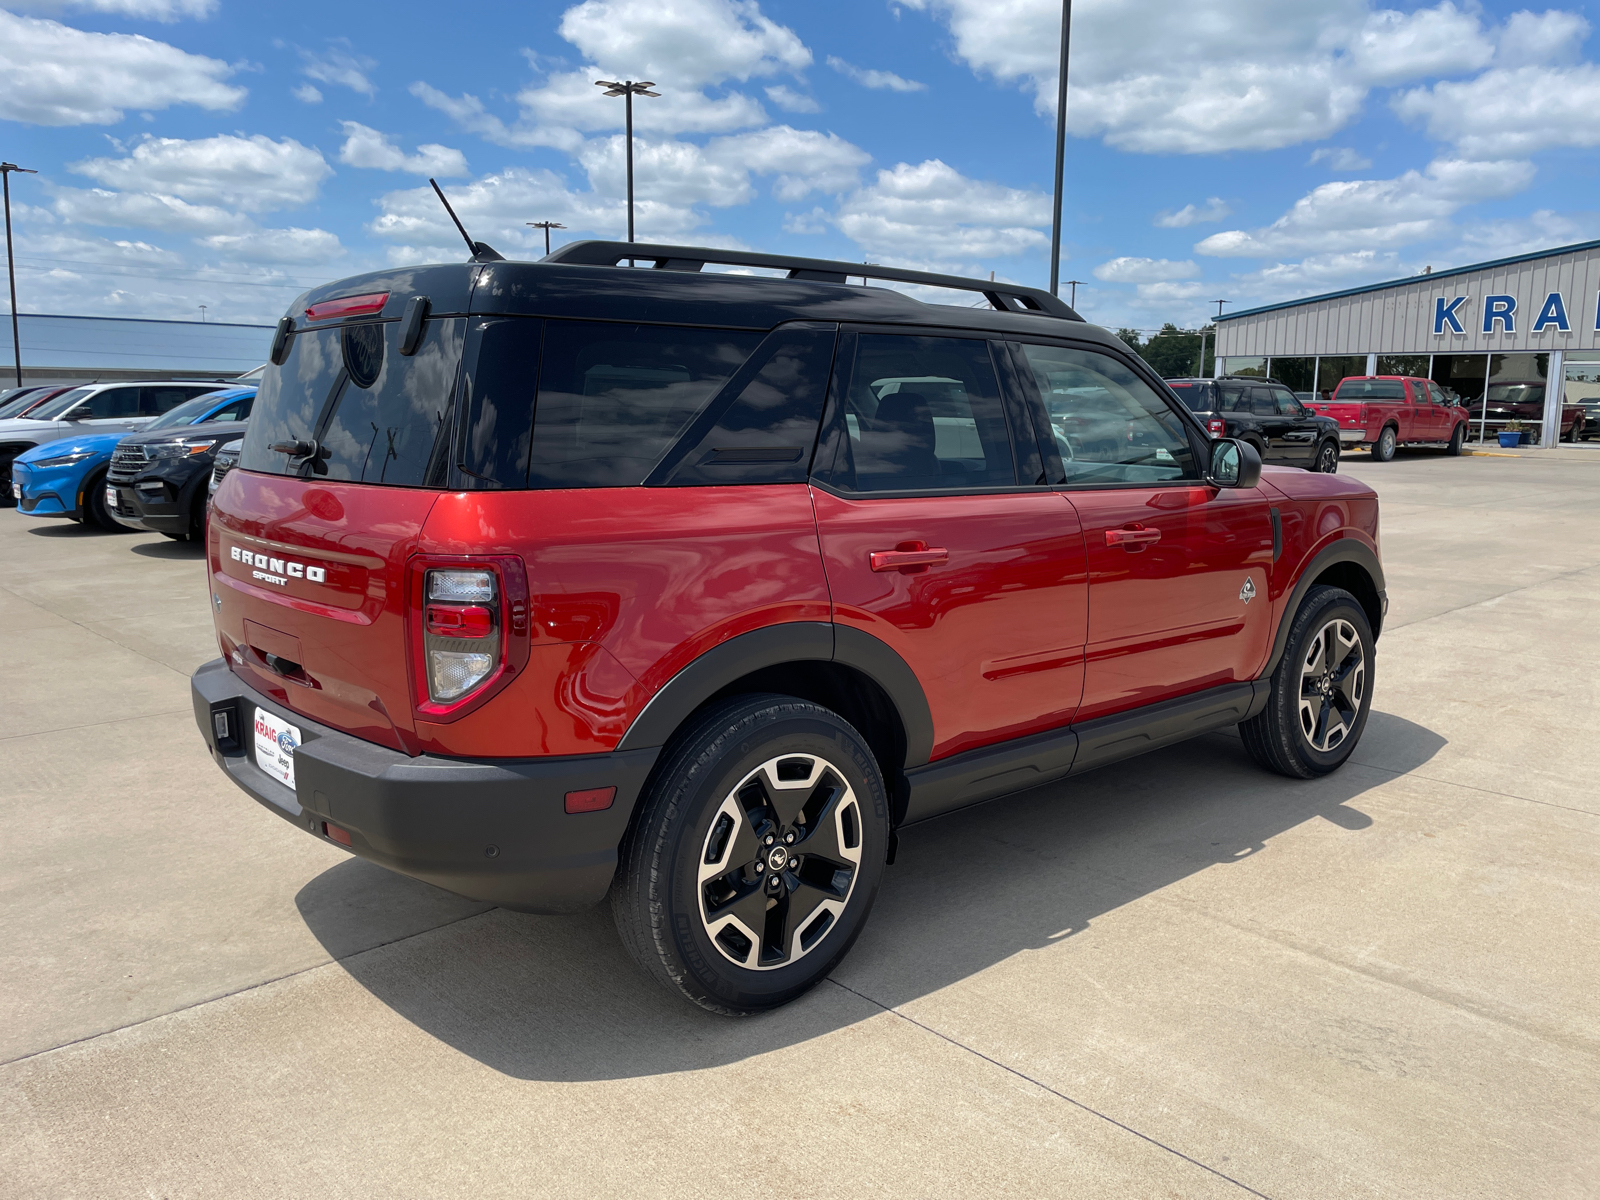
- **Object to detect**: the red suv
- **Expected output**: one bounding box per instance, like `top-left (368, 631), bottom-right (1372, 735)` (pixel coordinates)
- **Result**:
top-left (194, 242), bottom-right (1386, 1013)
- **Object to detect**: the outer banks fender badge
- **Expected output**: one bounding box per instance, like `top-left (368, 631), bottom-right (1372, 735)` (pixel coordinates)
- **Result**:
top-left (229, 544), bottom-right (326, 586)
top-left (1239, 577), bottom-right (1257, 604)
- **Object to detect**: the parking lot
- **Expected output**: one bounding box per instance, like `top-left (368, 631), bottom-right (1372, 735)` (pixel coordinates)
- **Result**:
top-left (2, 451), bottom-right (1596, 1198)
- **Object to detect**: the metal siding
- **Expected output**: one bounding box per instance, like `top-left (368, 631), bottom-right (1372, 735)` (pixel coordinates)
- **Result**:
top-left (0, 313), bottom-right (272, 373)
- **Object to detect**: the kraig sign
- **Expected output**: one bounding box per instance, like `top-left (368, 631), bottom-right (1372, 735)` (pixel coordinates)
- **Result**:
top-left (1433, 291), bottom-right (1592, 336)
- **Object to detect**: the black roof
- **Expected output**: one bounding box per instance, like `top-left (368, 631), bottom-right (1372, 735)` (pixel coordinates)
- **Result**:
top-left (287, 242), bottom-right (1128, 350)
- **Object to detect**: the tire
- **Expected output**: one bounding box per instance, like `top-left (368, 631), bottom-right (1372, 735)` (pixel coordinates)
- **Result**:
top-left (612, 693), bottom-right (890, 1015)
top-left (1240, 585), bottom-right (1374, 779)
top-left (1312, 439), bottom-right (1339, 473)
top-left (1445, 423), bottom-right (1465, 456)
top-left (83, 471), bottom-right (123, 532)
top-left (1371, 426), bottom-right (1397, 462)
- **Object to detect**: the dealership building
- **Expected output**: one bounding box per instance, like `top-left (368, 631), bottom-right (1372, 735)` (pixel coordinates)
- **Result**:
top-left (1213, 239), bottom-right (1600, 447)
top-left (0, 313), bottom-right (271, 388)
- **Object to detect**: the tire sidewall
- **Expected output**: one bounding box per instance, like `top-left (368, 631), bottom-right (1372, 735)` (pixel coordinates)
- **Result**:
top-left (1275, 589), bottom-right (1375, 775)
top-left (1447, 424), bottom-right (1464, 455)
top-left (633, 699), bottom-right (889, 1012)
top-left (1375, 427), bottom-right (1396, 460)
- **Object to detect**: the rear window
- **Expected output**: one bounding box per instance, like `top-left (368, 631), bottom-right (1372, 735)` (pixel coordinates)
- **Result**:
top-left (240, 317), bottom-right (465, 485)
top-left (1167, 381), bottom-right (1215, 412)
top-left (525, 321), bottom-right (762, 488)
top-left (1334, 379), bottom-right (1406, 400)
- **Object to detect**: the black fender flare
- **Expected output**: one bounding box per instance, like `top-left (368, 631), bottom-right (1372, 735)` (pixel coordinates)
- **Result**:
top-left (1263, 537), bottom-right (1386, 678)
top-left (615, 621), bottom-right (935, 768)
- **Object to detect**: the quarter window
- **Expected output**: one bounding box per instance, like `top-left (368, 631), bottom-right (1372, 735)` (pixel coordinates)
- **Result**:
top-left (1016, 342), bottom-right (1197, 485)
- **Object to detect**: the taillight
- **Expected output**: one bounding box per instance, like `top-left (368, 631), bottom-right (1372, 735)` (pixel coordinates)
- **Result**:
top-left (407, 556), bottom-right (530, 719)
top-left (1207, 418), bottom-right (1225, 437)
top-left (304, 292), bottom-right (389, 322)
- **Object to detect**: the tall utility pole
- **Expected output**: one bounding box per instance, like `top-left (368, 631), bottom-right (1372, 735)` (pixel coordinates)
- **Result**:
top-left (1048, 1), bottom-right (1073, 297)
top-left (594, 80), bottom-right (661, 243)
top-left (2, 162), bottom-right (38, 388)
top-left (1064, 279), bottom-right (1084, 309)
top-left (526, 221), bottom-right (566, 256)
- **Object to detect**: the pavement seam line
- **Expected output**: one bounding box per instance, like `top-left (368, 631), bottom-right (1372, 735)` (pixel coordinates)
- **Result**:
top-left (0, 906), bottom-right (496, 1069)
top-left (0, 708), bottom-right (193, 743)
top-left (826, 977), bottom-right (1275, 1200)
top-left (1343, 757), bottom-right (1600, 820)
top-left (1385, 557), bottom-right (1600, 633)
top-left (0, 579), bottom-right (194, 680)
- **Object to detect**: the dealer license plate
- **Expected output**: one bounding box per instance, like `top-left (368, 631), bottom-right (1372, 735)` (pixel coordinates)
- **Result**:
top-left (253, 706), bottom-right (302, 791)
top-left (12, 483), bottom-right (20, 499)
top-left (105, 485), bottom-right (116, 507)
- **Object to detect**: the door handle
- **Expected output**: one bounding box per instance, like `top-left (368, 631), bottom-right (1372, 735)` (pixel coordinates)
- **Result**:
top-left (1106, 526), bottom-right (1161, 550)
top-left (870, 542), bottom-right (949, 573)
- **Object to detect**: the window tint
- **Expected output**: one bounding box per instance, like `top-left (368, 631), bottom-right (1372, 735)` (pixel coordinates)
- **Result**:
top-left (823, 334), bottom-right (1015, 493)
top-left (458, 317), bottom-right (540, 488)
top-left (1334, 378), bottom-right (1406, 400)
top-left (210, 394), bottom-right (253, 421)
top-left (1017, 343), bottom-right (1197, 485)
top-left (240, 318), bottom-right (465, 486)
top-left (1273, 388), bottom-right (1301, 415)
top-left (1168, 381), bottom-right (1214, 412)
top-left (144, 394), bottom-right (217, 431)
top-left (1219, 383), bottom-right (1250, 412)
top-left (1249, 388), bottom-right (1276, 416)
top-left (528, 321), bottom-right (762, 489)
top-left (140, 386), bottom-right (203, 416)
top-left (657, 327), bottom-right (836, 486)
top-left (84, 387), bottom-right (140, 418)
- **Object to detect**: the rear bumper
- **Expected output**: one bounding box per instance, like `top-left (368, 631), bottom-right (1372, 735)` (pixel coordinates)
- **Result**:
top-left (1338, 429), bottom-right (1369, 444)
top-left (191, 658), bottom-right (659, 913)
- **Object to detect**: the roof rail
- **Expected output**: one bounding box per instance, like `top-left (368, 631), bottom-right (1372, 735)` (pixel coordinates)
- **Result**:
top-left (541, 240), bottom-right (1082, 321)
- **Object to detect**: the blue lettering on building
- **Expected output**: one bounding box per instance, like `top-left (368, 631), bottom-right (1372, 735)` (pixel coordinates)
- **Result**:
top-left (1482, 294), bottom-right (1516, 334)
top-left (1433, 296), bottom-right (1467, 335)
top-left (1532, 292), bottom-right (1570, 334)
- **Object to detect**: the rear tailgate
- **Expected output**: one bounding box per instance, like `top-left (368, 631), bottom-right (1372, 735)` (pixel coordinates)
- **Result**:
top-left (208, 471), bottom-right (439, 751)
top-left (1310, 400), bottom-right (1374, 438)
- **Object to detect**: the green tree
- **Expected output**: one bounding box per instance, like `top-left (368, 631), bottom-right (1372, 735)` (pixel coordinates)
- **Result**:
top-left (1115, 327), bottom-right (1144, 353)
top-left (1135, 322), bottom-right (1215, 379)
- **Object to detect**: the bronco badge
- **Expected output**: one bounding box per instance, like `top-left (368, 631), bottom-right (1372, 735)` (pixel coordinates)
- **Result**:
top-left (1240, 577), bottom-right (1257, 604)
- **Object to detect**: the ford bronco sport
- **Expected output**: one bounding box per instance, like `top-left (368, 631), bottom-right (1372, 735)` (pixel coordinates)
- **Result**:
top-left (193, 242), bottom-right (1385, 1014)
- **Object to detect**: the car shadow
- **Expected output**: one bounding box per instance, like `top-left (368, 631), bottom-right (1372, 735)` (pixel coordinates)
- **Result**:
top-left (21, 520), bottom-right (106, 537)
top-left (295, 709), bottom-right (1446, 1081)
top-left (129, 538), bottom-right (204, 558)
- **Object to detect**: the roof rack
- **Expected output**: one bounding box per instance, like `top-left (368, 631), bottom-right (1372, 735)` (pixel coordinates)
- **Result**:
top-left (541, 241), bottom-right (1082, 321)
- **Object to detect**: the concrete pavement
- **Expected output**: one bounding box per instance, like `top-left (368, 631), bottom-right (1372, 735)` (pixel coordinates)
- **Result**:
top-left (2, 451), bottom-right (1597, 1198)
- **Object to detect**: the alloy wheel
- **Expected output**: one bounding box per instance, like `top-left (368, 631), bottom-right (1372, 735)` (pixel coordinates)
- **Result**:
top-left (697, 753), bottom-right (863, 970)
top-left (1298, 618), bottom-right (1365, 752)
top-left (1315, 442), bottom-right (1338, 472)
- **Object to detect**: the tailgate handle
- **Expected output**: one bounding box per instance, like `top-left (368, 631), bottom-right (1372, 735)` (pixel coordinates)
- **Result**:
top-left (1106, 526), bottom-right (1161, 550)
top-left (870, 542), bottom-right (949, 573)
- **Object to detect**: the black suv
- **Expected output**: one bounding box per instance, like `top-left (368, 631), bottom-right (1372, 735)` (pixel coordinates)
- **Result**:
top-left (107, 387), bottom-right (253, 539)
top-left (1168, 376), bottom-right (1341, 473)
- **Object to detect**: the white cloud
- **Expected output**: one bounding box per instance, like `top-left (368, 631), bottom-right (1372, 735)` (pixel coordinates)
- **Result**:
top-left (765, 84), bottom-right (819, 112)
top-left (1495, 9), bottom-right (1590, 68)
top-left (1394, 64), bottom-right (1600, 158)
top-left (298, 43), bottom-right (377, 97)
top-left (0, 10), bottom-right (244, 126)
top-left (826, 56), bottom-right (926, 92)
top-left (557, 0), bottom-right (810, 87)
top-left (1133, 280), bottom-right (1206, 303)
top-left (1445, 209), bottom-right (1600, 262)
top-left (1196, 158), bottom-right (1536, 257)
top-left (1226, 251), bottom-right (1409, 305)
top-left (338, 122), bottom-right (468, 177)
top-left (899, 0), bottom-right (1514, 154)
top-left (292, 84), bottom-right (322, 105)
top-left (1094, 257), bottom-right (1199, 283)
top-left (70, 134), bottom-right (333, 212)
top-left (1154, 198), bottom-right (1230, 228)
top-left (1309, 147), bottom-right (1373, 171)
top-left (199, 227), bottom-right (345, 263)
top-left (50, 186), bottom-right (248, 235)
top-left (834, 159), bottom-right (1050, 261)
top-left (9, 0), bottom-right (217, 19)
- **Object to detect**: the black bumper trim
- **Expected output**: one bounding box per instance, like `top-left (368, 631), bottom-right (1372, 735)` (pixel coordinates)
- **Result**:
top-left (192, 658), bottom-right (659, 913)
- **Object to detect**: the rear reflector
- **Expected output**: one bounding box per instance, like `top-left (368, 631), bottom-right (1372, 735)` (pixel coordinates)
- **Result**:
top-left (212, 711), bottom-right (230, 741)
top-left (304, 292), bottom-right (389, 322)
top-left (426, 604), bottom-right (493, 637)
top-left (323, 822), bottom-right (352, 846)
top-left (564, 787), bottom-right (617, 814)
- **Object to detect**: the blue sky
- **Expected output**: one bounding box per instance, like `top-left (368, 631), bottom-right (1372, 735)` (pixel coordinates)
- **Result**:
top-left (1, 0), bottom-right (1597, 330)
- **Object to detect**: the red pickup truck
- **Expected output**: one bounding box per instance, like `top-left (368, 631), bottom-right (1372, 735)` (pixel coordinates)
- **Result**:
top-left (1307, 376), bottom-right (1469, 461)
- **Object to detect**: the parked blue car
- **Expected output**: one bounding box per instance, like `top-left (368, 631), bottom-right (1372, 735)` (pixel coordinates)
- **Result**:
top-left (11, 386), bottom-right (256, 532)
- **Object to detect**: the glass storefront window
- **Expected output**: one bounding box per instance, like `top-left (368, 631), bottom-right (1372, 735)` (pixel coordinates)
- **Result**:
top-left (1315, 356), bottom-right (1366, 400)
top-left (1432, 354), bottom-right (1488, 441)
top-left (1269, 356), bottom-right (1315, 394)
top-left (1220, 357), bottom-right (1266, 378)
top-left (1562, 353), bottom-right (1600, 446)
top-left (1484, 353), bottom-right (1548, 445)
top-left (1377, 354), bottom-right (1430, 378)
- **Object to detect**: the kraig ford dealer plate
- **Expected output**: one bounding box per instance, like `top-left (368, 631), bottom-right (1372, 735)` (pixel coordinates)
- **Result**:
top-left (253, 706), bottom-right (302, 792)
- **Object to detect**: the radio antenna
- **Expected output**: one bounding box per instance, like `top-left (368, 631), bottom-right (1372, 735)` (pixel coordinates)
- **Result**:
top-left (429, 178), bottom-right (504, 262)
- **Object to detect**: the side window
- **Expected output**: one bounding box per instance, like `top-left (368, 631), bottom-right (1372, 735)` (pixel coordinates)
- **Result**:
top-left (140, 386), bottom-right (196, 415)
top-left (1016, 342), bottom-right (1197, 484)
top-left (656, 327), bottom-right (837, 486)
top-left (458, 317), bottom-right (540, 488)
top-left (1249, 388), bottom-right (1276, 416)
top-left (1273, 388), bottom-right (1301, 415)
top-left (1219, 383), bottom-right (1250, 412)
top-left (86, 387), bottom-right (140, 418)
top-left (208, 395), bottom-right (252, 422)
top-left (822, 334), bottom-right (1016, 493)
top-left (528, 322), bottom-right (763, 488)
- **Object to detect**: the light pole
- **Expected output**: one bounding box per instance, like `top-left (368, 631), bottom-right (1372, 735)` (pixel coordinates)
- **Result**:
top-left (1212, 300), bottom-right (1229, 377)
top-left (198, 304), bottom-right (207, 323)
top-left (594, 80), bottom-right (660, 243)
top-left (1048, 1), bottom-right (1072, 297)
top-left (1064, 279), bottom-right (1084, 309)
top-left (2, 162), bottom-right (38, 388)
top-left (526, 221), bottom-right (566, 256)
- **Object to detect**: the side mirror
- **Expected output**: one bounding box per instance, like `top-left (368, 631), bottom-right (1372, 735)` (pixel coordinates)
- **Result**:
top-left (62, 404), bottom-right (89, 421)
top-left (1209, 438), bottom-right (1262, 488)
